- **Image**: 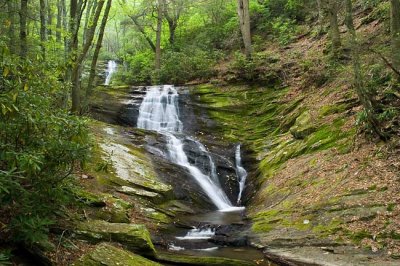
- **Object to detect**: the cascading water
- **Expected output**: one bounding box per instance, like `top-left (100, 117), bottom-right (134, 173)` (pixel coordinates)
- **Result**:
top-left (104, 60), bottom-right (117, 85)
top-left (137, 85), bottom-right (243, 212)
top-left (235, 144), bottom-right (248, 204)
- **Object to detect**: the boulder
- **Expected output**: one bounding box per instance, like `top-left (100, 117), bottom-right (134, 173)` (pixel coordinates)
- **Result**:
top-left (289, 111), bottom-right (316, 139)
top-left (73, 243), bottom-right (161, 266)
top-left (74, 220), bottom-right (156, 256)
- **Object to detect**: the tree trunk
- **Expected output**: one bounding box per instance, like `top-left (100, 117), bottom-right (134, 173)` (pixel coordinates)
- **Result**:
top-left (155, 0), bottom-right (163, 71)
top-left (47, 0), bottom-right (53, 37)
top-left (56, 0), bottom-right (62, 42)
top-left (40, 0), bottom-right (47, 59)
top-left (316, 0), bottom-right (323, 34)
top-left (344, 0), bottom-right (385, 139)
top-left (237, 0), bottom-right (252, 59)
top-left (391, 0), bottom-right (400, 82)
top-left (83, 0), bottom-right (97, 46)
top-left (71, 0), bottom-right (105, 113)
top-left (129, 15), bottom-right (156, 52)
top-left (61, 0), bottom-right (68, 53)
top-left (20, 0), bottom-right (28, 58)
top-left (87, 0), bottom-right (112, 98)
top-left (328, 0), bottom-right (341, 57)
top-left (7, 0), bottom-right (16, 53)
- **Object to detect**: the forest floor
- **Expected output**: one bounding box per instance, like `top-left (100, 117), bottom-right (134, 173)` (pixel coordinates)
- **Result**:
top-left (194, 4), bottom-right (400, 265)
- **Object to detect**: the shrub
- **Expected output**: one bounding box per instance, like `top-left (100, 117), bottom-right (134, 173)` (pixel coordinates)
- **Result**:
top-left (0, 44), bottom-right (91, 246)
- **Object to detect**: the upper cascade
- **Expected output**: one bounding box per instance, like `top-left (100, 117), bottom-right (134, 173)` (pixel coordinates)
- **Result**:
top-left (137, 85), bottom-right (183, 132)
top-left (104, 60), bottom-right (117, 85)
top-left (137, 85), bottom-right (244, 212)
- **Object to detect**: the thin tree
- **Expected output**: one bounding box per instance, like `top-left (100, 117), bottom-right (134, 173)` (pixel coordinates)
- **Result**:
top-left (344, 0), bottom-right (385, 139)
top-left (327, 0), bottom-right (341, 57)
top-left (40, 0), bottom-right (47, 59)
top-left (87, 0), bottom-right (112, 98)
top-left (20, 0), bottom-right (28, 58)
top-left (71, 0), bottom-right (105, 113)
top-left (237, 0), bottom-right (252, 59)
top-left (391, 0), bottom-right (400, 82)
top-left (155, 0), bottom-right (164, 71)
top-left (6, 0), bottom-right (16, 53)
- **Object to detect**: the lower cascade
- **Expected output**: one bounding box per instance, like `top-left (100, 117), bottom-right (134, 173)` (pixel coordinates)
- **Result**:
top-left (137, 85), bottom-right (244, 212)
top-left (235, 144), bottom-right (248, 204)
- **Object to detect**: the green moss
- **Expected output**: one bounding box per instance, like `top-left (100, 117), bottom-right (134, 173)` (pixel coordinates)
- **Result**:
top-left (75, 220), bottom-right (156, 256)
top-left (348, 230), bottom-right (373, 243)
top-left (73, 243), bottom-right (161, 266)
top-left (313, 219), bottom-right (343, 237)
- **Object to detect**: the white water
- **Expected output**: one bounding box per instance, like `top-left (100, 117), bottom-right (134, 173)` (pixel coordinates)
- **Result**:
top-left (235, 144), bottom-right (248, 205)
top-left (104, 60), bottom-right (117, 85)
top-left (175, 228), bottom-right (215, 240)
top-left (137, 85), bottom-right (243, 212)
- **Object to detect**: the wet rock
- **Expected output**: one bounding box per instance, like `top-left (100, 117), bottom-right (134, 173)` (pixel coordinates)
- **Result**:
top-left (73, 243), bottom-right (161, 266)
top-left (74, 220), bottom-right (156, 256)
top-left (156, 251), bottom-right (257, 266)
top-left (289, 111), bottom-right (316, 139)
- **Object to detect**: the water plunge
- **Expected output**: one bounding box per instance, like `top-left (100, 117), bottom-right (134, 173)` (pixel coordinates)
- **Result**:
top-left (104, 60), bottom-right (117, 85)
top-left (137, 85), bottom-right (243, 212)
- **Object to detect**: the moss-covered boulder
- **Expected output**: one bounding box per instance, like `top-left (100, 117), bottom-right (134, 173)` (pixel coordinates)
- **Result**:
top-left (156, 252), bottom-right (257, 266)
top-left (73, 243), bottom-right (161, 266)
top-left (289, 111), bottom-right (316, 139)
top-left (75, 220), bottom-right (156, 256)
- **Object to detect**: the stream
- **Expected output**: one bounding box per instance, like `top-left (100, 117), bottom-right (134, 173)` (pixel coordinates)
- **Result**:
top-left (136, 85), bottom-right (273, 265)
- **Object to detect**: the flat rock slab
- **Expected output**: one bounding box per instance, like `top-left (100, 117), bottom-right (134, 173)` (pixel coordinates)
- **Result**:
top-left (117, 186), bottom-right (160, 198)
top-left (75, 220), bottom-right (156, 256)
top-left (156, 251), bottom-right (257, 266)
top-left (73, 243), bottom-right (161, 266)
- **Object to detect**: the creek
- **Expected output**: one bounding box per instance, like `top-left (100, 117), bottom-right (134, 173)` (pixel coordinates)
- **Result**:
top-left (135, 85), bottom-right (272, 265)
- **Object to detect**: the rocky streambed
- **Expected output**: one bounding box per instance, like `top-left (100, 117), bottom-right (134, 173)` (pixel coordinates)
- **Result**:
top-left (76, 84), bottom-right (273, 265)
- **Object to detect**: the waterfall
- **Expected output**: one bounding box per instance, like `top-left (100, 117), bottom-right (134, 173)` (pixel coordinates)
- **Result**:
top-left (235, 144), bottom-right (248, 204)
top-left (137, 85), bottom-right (243, 212)
top-left (104, 60), bottom-right (117, 85)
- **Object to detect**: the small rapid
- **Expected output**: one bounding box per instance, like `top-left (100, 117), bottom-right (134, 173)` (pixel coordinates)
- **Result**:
top-left (104, 60), bottom-right (117, 85)
top-left (137, 85), bottom-right (243, 212)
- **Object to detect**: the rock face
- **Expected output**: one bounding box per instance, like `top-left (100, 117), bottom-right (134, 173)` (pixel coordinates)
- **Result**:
top-left (75, 220), bottom-right (156, 256)
top-left (73, 243), bottom-right (161, 266)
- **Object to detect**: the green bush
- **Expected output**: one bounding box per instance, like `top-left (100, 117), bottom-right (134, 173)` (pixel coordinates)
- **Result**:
top-left (0, 45), bottom-right (91, 246)
top-left (158, 47), bottom-right (217, 84)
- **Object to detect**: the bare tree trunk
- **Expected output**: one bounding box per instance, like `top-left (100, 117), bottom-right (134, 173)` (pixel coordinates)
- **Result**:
top-left (87, 0), bottom-right (112, 98)
top-left (62, 0), bottom-right (68, 53)
top-left (56, 0), bottom-right (62, 42)
top-left (328, 0), bottom-right (341, 57)
top-left (391, 0), bottom-right (400, 82)
top-left (82, 0), bottom-right (97, 46)
top-left (7, 0), bottom-right (16, 53)
top-left (344, 0), bottom-right (385, 139)
top-left (316, 0), bottom-right (323, 34)
top-left (71, 0), bottom-right (105, 113)
top-left (20, 0), bottom-right (28, 58)
top-left (129, 15), bottom-right (156, 52)
top-left (47, 0), bottom-right (53, 37)
top-left (40, 0), bottom-right (47, 59)
top-left (155, 0), bottom-right (163, 71)
top-left (237, 0), bottom-right (252, 59)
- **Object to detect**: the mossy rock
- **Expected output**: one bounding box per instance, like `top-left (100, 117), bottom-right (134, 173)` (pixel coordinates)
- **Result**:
top-left (73, 243), bottom-right (161, 266)
top-left (73, 189), bottom-right (107, 207)
top-left (156, 252), bottom-right (257, 266)
top-left (289, 111), bottom-right (316, 139)
top-left (75, 220), bottom-right (156, 256)
top-left (117, 186), bottom-right (161, 199)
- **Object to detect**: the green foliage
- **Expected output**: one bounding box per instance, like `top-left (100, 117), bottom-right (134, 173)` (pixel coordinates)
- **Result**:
top-left (159, 48), bottom-right (218, 84)
top-left (0, 250), bottom-right (12, 265)
top-left (0, 43), bottom-right (91, 246)
top-left (271, 17), bottom-right (297, 45)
